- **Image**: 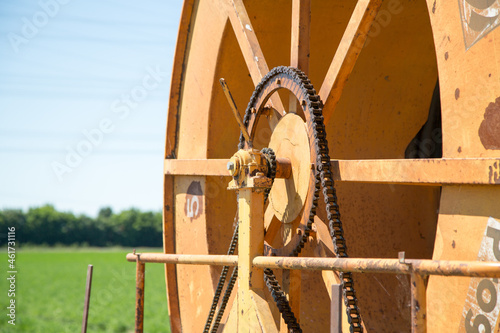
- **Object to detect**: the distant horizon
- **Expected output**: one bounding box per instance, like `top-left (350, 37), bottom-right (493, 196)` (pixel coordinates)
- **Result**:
top-left (0, 202), bottom-right (162, 218)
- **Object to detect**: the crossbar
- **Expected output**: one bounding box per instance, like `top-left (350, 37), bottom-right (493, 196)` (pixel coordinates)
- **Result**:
top-left (164, 157), bottom-right (500, 185)
top-left (128, 253), bottom-right (500, 333)
top-left (252, 256), bottom-right (500, 277)
top-left (127, 253), bottom-right (500, 277)
top-left (126, 253), bottom-right (238, 265)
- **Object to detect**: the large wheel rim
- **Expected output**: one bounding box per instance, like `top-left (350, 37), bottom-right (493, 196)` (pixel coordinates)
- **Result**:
top-left (159, 0), bottom-right (479, 331)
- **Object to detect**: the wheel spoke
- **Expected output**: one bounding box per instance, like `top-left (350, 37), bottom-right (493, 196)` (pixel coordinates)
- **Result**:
top-left (290, 0), bottom-right (311, 73)
top-left (313, 218), bottom-right (366, 330)
top-left (319, 0), bottom-right (383, 125)
top-left (289, 0), bottom-right (311, 113)
top-left (264, 205), bottom-right (281, 245)
top-left (226, 0), bottom-right (285, 118)
top-left (313, 216), bottom-right (340, 299)
top-left (314, 216), bottom-right (335, 255)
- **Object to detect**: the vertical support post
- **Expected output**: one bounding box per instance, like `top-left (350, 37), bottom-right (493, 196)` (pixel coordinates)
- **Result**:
top-left (238, 188), bottom-right (265, 332)
top-left (281, 233), bottom-right (301, 331)
top-left (136, 259), bottom-right (145, 333)
top-left (330, 284), bottom-right (342, 333)
top-left (81, 264), bottom-right (93, 333)
top-left (411, 272), bottom-right (427, 333)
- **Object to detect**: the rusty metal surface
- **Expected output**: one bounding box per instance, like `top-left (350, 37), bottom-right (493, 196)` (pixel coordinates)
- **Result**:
top-left (127, 253), bottom-right (238, 266)
top-left (331, 158), bottom-right (500, 185)
top-left (252, 257), bottom-right (500, 277)
top-left (135, 260), bottom-right (145, 333)
top-left (81, 265), bottom-right (93, 333)
top-left (411, 273), bottom-right (427, 333)
top-left (239, 66), bottom-right (363, 331)
top-left (164, 158), bottom-right (500, 185)
top-left (129, 252), bottom-right (500, 332)
top-left (128, 253), bottom-right (500, 278)
top-left (330, 284), bottom-right (342, 333)
top-left (161, 0), bottom-right (500, 331)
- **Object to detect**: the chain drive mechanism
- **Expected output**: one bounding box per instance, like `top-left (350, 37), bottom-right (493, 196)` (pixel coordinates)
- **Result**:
top-left (207, 66), bottom-right (363, 332)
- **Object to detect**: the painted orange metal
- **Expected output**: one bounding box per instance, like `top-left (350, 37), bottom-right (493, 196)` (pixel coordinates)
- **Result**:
top-left (159, 0), bottom-right (500, 331)
top-left (135, 260), bottom-right (145, 333)
top-left (129, 252), bottom-right (500, 331)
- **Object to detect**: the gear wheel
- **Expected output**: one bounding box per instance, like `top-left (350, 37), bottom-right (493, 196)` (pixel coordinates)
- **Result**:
top-left (208, 66), bottom-right (363, 333)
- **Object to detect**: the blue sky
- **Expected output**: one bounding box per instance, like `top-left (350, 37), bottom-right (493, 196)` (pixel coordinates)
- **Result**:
top-left (0, 0), bottom-right (184, 216)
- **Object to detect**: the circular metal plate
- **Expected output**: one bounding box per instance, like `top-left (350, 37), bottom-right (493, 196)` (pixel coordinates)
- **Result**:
top-left (268, 113), bottom-right (311, 223)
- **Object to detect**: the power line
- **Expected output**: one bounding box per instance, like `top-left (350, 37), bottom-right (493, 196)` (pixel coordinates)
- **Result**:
top-left (0, 148), bottom-right (162, 155)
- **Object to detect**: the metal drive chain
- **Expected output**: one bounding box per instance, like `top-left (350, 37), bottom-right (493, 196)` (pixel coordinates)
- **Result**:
top-left (260, 147), bottom-right (276, 201)
top-left (239, 67), bottom-right (319, 259)
top-left (203, 221), bottom-right (239, 332)
top-left (210, 266), bottom-right (238, 333)
top-left (240, 66), bottom-right (363, 332)
top-left (261, 148), bottom-right (302, 332)
top-left (264, 268), bottom-right (302, 333)
top-left (206, 66), bottom-right (362, 332)
top-left (239, 67), bottom-right (317, 332)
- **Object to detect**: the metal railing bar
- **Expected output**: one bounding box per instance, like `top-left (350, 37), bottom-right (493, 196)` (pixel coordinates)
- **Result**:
top-left (126, 253), bottom-right (500, 277)
top-left (126, 253), bottom-right (238, 266)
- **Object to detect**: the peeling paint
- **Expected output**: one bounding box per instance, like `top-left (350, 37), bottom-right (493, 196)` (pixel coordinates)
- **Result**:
top-left (479, 97), bottom-right (500, 150)
top-left (184, 181), bottom-right (204, 220)
top-left (459, 217), bottom-right (500, 332)
top-left (459, 0), bottom-right (500, 50)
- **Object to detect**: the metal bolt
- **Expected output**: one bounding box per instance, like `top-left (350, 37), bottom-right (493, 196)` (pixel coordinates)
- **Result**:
top-left (227, 161), bottom-right (236, 176)
top-left (398, 251), bottom-right (406, 264)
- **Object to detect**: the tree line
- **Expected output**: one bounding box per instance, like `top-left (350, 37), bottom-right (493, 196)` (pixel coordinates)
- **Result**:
top-left (0, 205), bottom-right (163, 247)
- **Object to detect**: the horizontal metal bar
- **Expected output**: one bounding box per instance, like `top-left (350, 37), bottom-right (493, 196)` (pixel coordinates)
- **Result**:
top-left (252, 257), bottom-right (500, 277)
top-left (164, 158), bottom-right (500, 185)
top-left (164, 159), bottom-right (228, 176)
top-left (126, 253), bottom-right (238, 266)
top-left (127, 253), bottom-right (500, 278)
top-left (331, 158), bottom-right (500, 185)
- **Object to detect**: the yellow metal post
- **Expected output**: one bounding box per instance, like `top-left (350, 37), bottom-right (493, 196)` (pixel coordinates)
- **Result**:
top-left (237, 187), bottom-right (265, 332)
top-left (411, 272), bottom-right (427, 333)
top-left (135, 259), bottom-right (145, 333)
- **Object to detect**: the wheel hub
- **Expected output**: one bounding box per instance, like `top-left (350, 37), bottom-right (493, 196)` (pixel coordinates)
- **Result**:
top-left (268, 113), bottom-right (311, 224)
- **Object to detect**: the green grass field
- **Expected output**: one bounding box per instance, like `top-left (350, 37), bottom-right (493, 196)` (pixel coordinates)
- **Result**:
top-left (0, 247), bottom-right (171, 333)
